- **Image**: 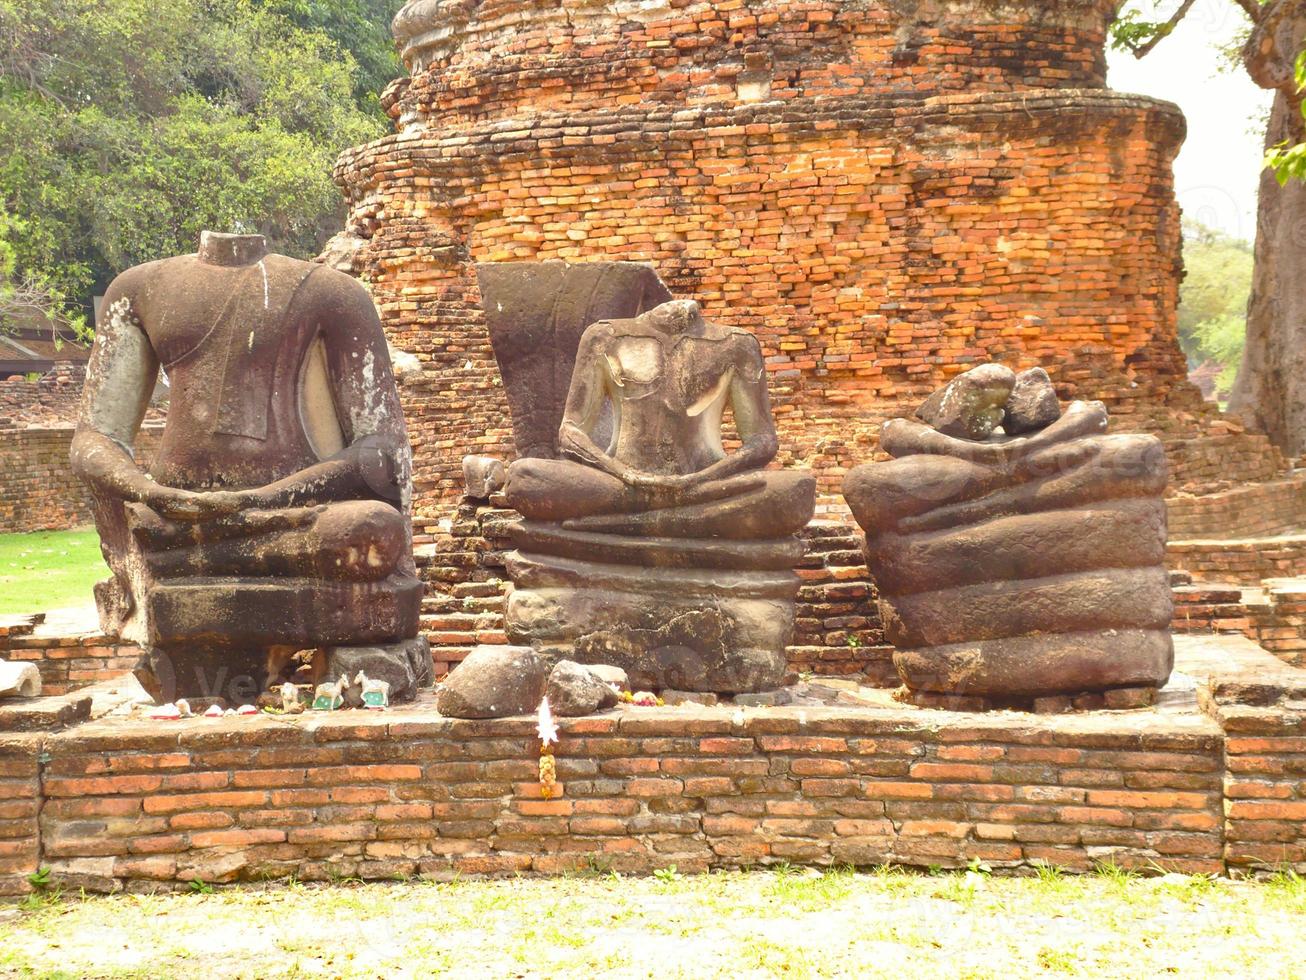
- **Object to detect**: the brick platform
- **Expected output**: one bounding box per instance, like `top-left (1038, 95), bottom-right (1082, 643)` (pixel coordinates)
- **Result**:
top-left (0, 635), bottom-right (1301, 895)
top-left (1166, 473), bottom-right (1306, 542)
top-left (0, 609), bottom-right (139, 697)
top-left (1168, 533), bottom-right (1306, 586)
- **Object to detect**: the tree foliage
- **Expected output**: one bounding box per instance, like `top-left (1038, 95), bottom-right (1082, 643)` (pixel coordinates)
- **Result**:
top-left (1178, 221), bottom-right (1253, 394)
top-left (0, 0), bottom-right (401, 332)
top-left (1263, 49), bottom-right (1306, 181)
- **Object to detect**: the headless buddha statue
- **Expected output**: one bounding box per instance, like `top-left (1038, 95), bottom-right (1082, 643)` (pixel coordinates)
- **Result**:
top-left (492, 292), bottom-right (815, 694)
top-left (506, 300), bottom-right (814, 537)
top-left (71, 231), bottom-right (425, 703)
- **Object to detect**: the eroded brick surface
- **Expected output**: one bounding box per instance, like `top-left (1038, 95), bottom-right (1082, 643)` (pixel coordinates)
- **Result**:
top-left (332, 0), bottom-right (1281, 513)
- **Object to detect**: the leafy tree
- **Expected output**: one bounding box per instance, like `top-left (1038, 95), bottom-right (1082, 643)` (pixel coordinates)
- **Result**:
top-left (1178, 220), bottom-right (1254, 395)
top-left (0, 0), bottom-right (399, 332)
top-left (252, 0), bottom-right (405, 110)
top-left (1112, 1), bottom-right (1306, 453)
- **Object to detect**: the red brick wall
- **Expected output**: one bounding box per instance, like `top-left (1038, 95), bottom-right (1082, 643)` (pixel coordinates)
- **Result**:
top-left (334, 0), bottom-right (1263, 514)
top-left (0, 738), bottom-right (40, 897)
top-left (1167, 474), bottom-right (1306, 543)
top-left (3, 635), bottom-right (139, 697)
top-left (21, 702), bottom-right (1224, 894)
top-left (0, 364), bottom-right (85, 427)
top-left (0, 425), bottom-right (161, 534)
top-left (1169, 534), bottom-right (1306, 586)
top-left (0, 636), bottom-right (1301, 894)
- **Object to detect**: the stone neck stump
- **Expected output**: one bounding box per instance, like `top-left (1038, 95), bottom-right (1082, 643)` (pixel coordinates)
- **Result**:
top-left (480, 262), bottom-right (815, 693)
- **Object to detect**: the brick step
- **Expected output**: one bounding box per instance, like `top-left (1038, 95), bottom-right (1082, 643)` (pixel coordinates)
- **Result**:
top-left (801, 522), bottom-right (861, 542)
top-left (786, 643), bottom-right (896, 663)
top-left (419, 612), bottom-right (503, 631)
top-left (421, 598), bottom-right (505, 619)
top-left (0, 614), bottom-right (42, 640)
top-left (422, 628), bottom-right (507, 647)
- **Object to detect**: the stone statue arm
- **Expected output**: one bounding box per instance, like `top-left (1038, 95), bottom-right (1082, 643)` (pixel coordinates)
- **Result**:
top-left (234, 274), bottom-right (412, 510)
top-left (679, 335), bottom-right (779, 489)
top-left (557, 328), bottom-right (640, 483)
top-left (70, 272), bottom-right (237, 522)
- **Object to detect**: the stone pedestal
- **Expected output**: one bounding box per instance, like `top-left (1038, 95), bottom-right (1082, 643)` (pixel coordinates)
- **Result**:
top-left (504, 530), bottom-right (801, 694)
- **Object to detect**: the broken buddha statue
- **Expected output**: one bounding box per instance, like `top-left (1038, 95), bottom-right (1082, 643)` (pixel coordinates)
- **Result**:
top-left (500, 297), bottom-right (816, 694)
top-left (843, 364), bottom-right (1174, 708)
top-left (71, 231), bottom-right (430, 704)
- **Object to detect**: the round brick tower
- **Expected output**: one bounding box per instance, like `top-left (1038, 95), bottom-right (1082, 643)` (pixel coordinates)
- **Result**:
top-left (334, 0), bottom-right (1267, 514)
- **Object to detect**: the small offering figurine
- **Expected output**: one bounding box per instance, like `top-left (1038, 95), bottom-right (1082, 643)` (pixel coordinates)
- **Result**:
top-left (280, 682), bottom-right (305, 714)
top-left (360, 673), bottom-right (391, 710)
top-left (312, 678), bottom-right (346, 711)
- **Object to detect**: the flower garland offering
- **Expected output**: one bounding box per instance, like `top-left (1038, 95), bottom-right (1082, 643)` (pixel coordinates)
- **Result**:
top-left (618, 690), bottom-right (664, 707)
top-left (536, 696), bottom-right (559, 800)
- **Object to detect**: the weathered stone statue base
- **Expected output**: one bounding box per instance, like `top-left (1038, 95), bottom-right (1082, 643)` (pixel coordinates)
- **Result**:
top-left (126, 574), bottom-right (424, 703)
top-left (892, 630), bottom-right (1174, 706)
top-left (505, 543), bottom-right (798, 694)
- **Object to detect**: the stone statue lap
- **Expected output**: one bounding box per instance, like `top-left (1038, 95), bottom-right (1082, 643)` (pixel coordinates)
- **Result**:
top-left (72, 232), bottom-right (430, 704)
top-left (479, 262), bottom-right (815, 694)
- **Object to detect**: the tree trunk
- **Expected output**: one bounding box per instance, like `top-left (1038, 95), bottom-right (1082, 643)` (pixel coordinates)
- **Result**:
top-left (1229, 4), bottom-right (1306, 456)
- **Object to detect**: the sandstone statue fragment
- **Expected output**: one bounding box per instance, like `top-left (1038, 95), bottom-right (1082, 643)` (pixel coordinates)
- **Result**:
top-left (479, 262), bottom-right (815, 694)
top-left (844, 363), bottom-right (1174, 706)
top-left (72, 232), bottom-right (428, 704)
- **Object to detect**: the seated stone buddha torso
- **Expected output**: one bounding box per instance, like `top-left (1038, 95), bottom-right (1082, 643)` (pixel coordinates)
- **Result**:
top-left (506, 300), bottom-right (814, 541)
top-left (71, 231), bottom-right (424, 703)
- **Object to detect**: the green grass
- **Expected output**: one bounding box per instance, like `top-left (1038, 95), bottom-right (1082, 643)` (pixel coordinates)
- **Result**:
top-left (2, 868), bottom-right (1306, 978)
top-left (0, 528), bottom-right (106, 615)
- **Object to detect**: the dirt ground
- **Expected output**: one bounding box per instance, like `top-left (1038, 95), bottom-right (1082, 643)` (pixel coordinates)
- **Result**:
top-left (1, 865), bottom-right (1303, 978)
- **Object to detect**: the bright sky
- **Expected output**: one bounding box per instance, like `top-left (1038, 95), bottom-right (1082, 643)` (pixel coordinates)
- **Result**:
top-left (1107, 3), bottom-right (1271, 243)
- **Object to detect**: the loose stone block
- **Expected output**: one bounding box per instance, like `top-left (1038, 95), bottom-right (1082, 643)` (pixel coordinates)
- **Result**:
top-left (0, 663), bottom-right (40, 699)
top-left (436, 645), bottom-right (548, 719)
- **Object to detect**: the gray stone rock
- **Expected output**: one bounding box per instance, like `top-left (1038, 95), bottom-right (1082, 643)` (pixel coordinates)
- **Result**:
top-left (916, 363), bottom-right (1016, 441)
top-left (463, 455), bottom-right (507, 500)
top-left (324, 638), bottom-right (432, 703)
top-left (389, 345), bottom-right (423, 382)
top-left (436, 645), bottom-right (549, 719)
top-left (584, 664), bottom-right (629, 690)
top-left (0, 662), bottom-right (40, 699)
top-left (547, 660), bottom-right (620, 717)
top-left (733, 691), bottom-right (781, 707)
top-left (1003, 367), bottom-right (1061, 435)
top-left (660, 689), bottom-right (719, 707)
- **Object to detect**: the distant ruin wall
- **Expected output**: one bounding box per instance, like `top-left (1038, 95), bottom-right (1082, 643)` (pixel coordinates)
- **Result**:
top-left (0, 426), bottom-right (161, 534)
